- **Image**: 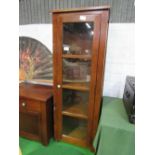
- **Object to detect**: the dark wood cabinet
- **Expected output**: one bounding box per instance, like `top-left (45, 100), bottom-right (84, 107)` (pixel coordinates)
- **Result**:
top-left (19, 83), bottom-right (53, 145)
top-left (51, 6), bottom-right (110, 149)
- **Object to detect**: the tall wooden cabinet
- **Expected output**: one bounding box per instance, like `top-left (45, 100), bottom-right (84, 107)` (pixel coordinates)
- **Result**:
top-left (51, 6), bottom-right (110, 149)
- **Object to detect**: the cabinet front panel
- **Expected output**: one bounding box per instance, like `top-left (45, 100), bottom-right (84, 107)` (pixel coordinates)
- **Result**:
top-left (19, 98), bottom-right (41, 112)
top-left (62, 116), bottom-right (87, 140)
top-left (54, 12), bottom-right (101, 145)
top-left (19, 111), bottom-right (41, 137)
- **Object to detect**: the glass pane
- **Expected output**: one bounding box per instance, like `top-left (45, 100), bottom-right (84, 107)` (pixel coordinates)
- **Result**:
top-left (62, 116), bottom-right (87, 140)
top-left (63, 22), bottom-right (94, 55)
top-left (62, 89), bottom-right (89, 119)
top-left (63, 58), bottom-right (91, 83)
top-left (61, 22), bottom-right (94, 141)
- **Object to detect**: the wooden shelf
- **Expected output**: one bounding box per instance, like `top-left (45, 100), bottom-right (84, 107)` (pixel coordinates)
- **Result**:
top-left (62, 83), bottom-right (89, 91)
top-left (62, 134), bottom-right (87, 148)
top-left (62, 102), bottom-right (88, 119)
top-left (63, 126), bottom-right (87, 140)
top-left (62, 54), bottom-right (91, 59)
top-left (62, 116), bottom-right (87, 140)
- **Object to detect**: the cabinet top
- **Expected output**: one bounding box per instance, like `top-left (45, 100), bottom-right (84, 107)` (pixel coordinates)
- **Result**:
top-left (50, 6), bottom-right (110, 14)
top-left (19, 83), bottom-right (53, 102)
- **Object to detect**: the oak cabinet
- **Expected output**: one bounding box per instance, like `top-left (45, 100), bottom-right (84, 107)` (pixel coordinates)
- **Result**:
top-left (51, 6), bottom-right (110, 149)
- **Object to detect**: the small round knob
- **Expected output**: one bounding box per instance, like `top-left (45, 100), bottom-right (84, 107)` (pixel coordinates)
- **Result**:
top-left (22, 102), bottom-right (26, 107)
top-left (53, 106), bottom-right (56, 111)
top-left (57, 84), bottom-right (61, 88)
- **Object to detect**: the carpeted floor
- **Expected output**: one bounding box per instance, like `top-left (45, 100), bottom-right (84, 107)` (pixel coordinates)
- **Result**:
top-left (19, 137), bottom-right (94, 155)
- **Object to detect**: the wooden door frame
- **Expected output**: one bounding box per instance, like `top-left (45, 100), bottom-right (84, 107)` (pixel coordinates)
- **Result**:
top-left (53, 12), bottom-right (101, 145)
top-left (91, 10), bottom-right (110, 140)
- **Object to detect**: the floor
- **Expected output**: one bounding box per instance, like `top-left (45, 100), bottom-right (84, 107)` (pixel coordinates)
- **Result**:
top-left (19, 137), bottom-right (94, 155)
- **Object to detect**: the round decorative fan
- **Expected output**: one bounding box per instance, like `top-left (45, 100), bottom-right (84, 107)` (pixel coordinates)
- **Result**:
top-left (19, 36), bottom-right (53, 85)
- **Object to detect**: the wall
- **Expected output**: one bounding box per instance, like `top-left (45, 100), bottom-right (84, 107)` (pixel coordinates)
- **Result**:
top-left (104, 24), bottom-right (134, 97)
top-left (19, 23), bottom-right (134, 98)
top-left (19, 0), bottom-right (135, 25)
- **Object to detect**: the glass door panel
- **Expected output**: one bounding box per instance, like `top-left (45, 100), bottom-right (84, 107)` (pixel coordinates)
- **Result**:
top-left (61, 20), bottom-right (95, 142)
top-left (62, 89), bottom-right (89, 119)
top-left (63, 22), bottom-right (94, 57)
top-left (63, 58), bottom-right (91, 84)
top-left (62, 116), bottom-right (87, 140)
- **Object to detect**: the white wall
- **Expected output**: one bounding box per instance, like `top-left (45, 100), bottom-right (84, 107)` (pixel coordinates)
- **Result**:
top-left (104, 24), bottom-right (135, 98)
top-left (19, 24), bottom-right (53, 51)
top-left (19, 23), bottom-right (134, 98)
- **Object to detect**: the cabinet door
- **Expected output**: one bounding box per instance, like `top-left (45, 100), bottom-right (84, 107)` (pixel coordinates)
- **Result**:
top-left (53, 13), bottom-right (101, 146)
top-left (19, 111), bottom-right (41, 141)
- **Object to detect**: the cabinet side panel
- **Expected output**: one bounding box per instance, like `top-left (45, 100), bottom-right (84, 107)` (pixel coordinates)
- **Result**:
top-left (40, 99), bottom-right (53, 145)
top-left (92, 10), bottom-right (110, 139)
top-left (86, 14), bottom-right (101, 145)
top-left (40, 101), bottom-right (48, 145)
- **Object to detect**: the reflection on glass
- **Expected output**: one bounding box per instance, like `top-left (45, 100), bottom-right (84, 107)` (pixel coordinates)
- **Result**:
top-left (62, 115), bottom-right (87, 139)
top-left (62, 89), bottom-right (89, 118)
top-left (63, 22), bottom-right (94, 55)
top-left (63, 58), bottom-right (91, 82)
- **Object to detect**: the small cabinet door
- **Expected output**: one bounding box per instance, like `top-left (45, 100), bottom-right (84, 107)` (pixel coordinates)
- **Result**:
top-left (19, 111), bottom-right (41, 141)
top-left (53, 12), bottom-right (101, 147)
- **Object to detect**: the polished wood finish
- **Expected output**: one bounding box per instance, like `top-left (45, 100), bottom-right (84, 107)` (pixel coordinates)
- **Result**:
top-left (62, 134), bottom-right (87, 148)
top-left (20, 111), bottom-right (41, 141)
top-left (62, 102), bottom-right (88, 119)
top-left (51, 6), bottom-right (110, 13)
top-left (62, 83), bottom-right (89, 91)
top-left (62, 54), bottom-right (91, 60)
top-left (91, 10), bottom-right (110, 140)
top-left (20, 83), bottom-right (53, 102)
top-left (19, 98), bottom-right (41, 112)
top-left (19, 83), bottom-right (53, 145)
top-left (52, 6), bottom-right (110, 149)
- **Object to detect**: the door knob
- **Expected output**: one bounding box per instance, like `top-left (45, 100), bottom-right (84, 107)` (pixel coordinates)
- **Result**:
top-left (53, 106), bottom-right (56, 111)
top-left (57, 84), bottom-right (61, 88)
top-left (21, 102), bottom-right (26, 107)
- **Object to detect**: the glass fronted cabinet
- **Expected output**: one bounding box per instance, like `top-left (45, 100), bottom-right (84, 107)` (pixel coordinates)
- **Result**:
top-left (52, 6), bottom-right (110, 149)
